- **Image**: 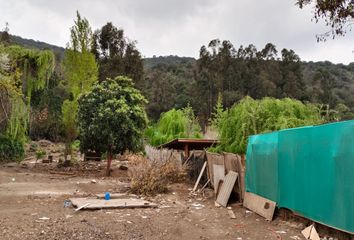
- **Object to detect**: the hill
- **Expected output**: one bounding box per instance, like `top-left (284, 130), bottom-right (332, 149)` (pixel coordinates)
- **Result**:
top-left (1, 32), bottom-right (65, 58)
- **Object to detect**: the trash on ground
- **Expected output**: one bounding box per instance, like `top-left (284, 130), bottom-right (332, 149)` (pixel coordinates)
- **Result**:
top-left (301, 224), bottom-right (320, 240)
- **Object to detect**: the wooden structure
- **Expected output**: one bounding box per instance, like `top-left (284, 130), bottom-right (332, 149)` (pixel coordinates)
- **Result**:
top-left (158, 138), bottom-right (219, 157)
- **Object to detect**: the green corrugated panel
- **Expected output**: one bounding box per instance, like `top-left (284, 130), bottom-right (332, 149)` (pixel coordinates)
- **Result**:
top-left (246, 120), bottom-right (354, 233)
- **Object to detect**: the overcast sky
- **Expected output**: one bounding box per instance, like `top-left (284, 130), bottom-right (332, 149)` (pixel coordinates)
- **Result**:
top-left (1, 0), bottom-right (353, 63)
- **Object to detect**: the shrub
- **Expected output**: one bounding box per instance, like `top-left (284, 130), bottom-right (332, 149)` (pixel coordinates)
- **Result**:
top-left (212, 96), bottom-right (323, 154)
top-left (129, 154), bottom-right (187, 196)
top-left (0, 135), bottom-right (24, 162)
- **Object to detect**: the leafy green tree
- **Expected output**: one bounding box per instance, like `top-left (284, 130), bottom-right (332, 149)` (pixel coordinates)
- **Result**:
top-left (77, 76), bottom-right (148, 176)
top-left (92, 22), bottom-right (144, 87)
top-left (146, 106), bottom-right (202, 147)
top-left (213, 97), bottom-right (323, 154)
top-left (297, 0), bottom-right (354, 40)
top-left (62, 11), bottom-right (98, 157)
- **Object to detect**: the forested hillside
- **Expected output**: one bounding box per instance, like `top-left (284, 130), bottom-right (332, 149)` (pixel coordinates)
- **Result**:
top-left (2, 30), bottom-right (354, 130)
top-left (143, 43), bottom-right (354, 124)
top-left (0, 31), bottom-right (65, 58)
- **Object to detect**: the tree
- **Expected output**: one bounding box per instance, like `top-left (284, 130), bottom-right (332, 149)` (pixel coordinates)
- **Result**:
top-left (296, 0), bottom-right (354, 40)
top-left (213, 97), bottom-right (323, 154)
top-left (77, 76), bottom-right (148, 176)
top-left (62, 11), bottom-right (98, 158)
top-left (92, 22), bottom-right (144, 87)
top-left (145, 106), bottom-right (202, 147)
top-left (0, 22), bottom-right (10, 44)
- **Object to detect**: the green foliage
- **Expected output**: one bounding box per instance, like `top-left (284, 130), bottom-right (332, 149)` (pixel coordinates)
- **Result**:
top-left (61, 12), bottom-right (98, 153)
top-left (0, 135), bottom-right (24, 162)
top-left (6, 97), bottom-right (28, 143)
top-left (5, 45), bottom-right (55, 102)
top-left (77, 76), bottom-right (148, 155)
top-left (71, 139), bottom-right (80, 151)
top-left (210, 93), bottom-right (225, 129)
top-left (92, 22), bottom-right (144, 86)
top-left (35, 149), bottom-right (46, 160)
top-left (146, 107), bottom-right (202, 146)
top-left (212, 97), bottom-right (323, 154)
top-left (62, 49), bottom-right (98, 99)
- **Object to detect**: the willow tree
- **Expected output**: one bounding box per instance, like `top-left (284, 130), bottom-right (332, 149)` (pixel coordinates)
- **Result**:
top-left (213, 97), bottom-right (323, 154)
top-left (145, 106), bottom-right (202, 147)
top-left (1, 44), bottom-right (55, 144)
top-left (62, 11), bottom-right (98, 157)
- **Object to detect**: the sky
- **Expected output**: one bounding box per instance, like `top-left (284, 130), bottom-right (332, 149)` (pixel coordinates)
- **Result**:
top-left (1, 0), bottom-right (354, 64)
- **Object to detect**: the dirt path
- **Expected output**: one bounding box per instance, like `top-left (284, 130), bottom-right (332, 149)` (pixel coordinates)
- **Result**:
top-left (0, 165), bottom-right (305, 240)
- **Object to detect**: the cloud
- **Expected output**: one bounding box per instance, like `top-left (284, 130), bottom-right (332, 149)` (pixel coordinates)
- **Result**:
top-left (0, 0), bottom-right (353, 63)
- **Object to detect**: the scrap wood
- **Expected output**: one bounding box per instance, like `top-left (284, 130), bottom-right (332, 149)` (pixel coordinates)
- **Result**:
top-left (301, 224), bottom-right (320, 240)
top-left (75, 203), bottom-right (90, 211)
top-left (95, 193), bottom-right (137, 199)
top-left (213, 164), bottom-right (225, 194)
top-left (192, 161), bottom-right (207, 192)
top-left (70, 198), bottom-right (157, 210)
top-left (268, 228), bottom-right (282, 240)
top-left (198, 179), bottom-right (210, 192)
top-left (228, 209), bottom-right (236, 219)
top-left (216, 171), bottom-right (238, 207)
top-left (243, 192), bottom-right (276, 221)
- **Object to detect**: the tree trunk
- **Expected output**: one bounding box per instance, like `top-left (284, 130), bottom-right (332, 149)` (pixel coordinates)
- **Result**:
top-left (106, 151), bottom-right (112, 176)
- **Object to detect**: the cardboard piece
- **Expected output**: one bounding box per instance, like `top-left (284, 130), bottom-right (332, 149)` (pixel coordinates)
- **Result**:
top-left (243, 192), bottom-right (276, 221)
top-left (301, 224), bottom-right (320, 240)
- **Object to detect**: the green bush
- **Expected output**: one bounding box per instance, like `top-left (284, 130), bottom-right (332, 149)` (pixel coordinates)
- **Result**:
top-left (0, 135), bottom-right (24, 162)
top-left (146, 107), bottom-right (202, 146)
top-left (212, 96), bottom-right (323, 154)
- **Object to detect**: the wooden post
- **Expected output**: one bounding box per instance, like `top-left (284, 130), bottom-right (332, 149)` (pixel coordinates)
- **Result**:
top-left (106, 151), bottom-right (112, 176)
top-left (184, 144), bottom-right (189, 158)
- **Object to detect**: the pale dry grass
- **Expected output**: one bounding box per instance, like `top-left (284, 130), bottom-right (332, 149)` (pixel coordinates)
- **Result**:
top-left (128, 154), bottom-right (187, 196)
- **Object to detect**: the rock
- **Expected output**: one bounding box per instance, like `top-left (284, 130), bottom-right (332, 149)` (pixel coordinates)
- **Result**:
top-left (91, 179), bottom-right (97, 184)
top-left (118, 165), bottom-right (128, 171)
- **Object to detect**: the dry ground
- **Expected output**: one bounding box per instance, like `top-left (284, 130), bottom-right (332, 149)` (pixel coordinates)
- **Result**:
top-left (0, 159), bottom-right (348, 240)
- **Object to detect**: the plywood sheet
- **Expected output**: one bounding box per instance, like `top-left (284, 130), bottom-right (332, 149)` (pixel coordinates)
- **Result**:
top-left (243, 192), bottom-right (276, 221)
top-left (213, 164), bottom-right (225, 194)
top-left (216, 171), bottom-right (238, 207)
top-left (70, 198), bottom-right (157, 209)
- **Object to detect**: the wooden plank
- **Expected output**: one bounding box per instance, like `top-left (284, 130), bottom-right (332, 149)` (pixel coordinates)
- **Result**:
top-left (192, 161), bottom-right (207, 192)
top-left (70, 198), bottom-right (157, 209)
top-left (216, 171), bottom-right (238, 207)
top-left (213, 164), bottom-right (225, 194)
top-left (95, 193), bottom-right (137, 199)
top-left (206, 152), bottom-right (225, 187)
top-left (243, 192), bottom-right (276, 221)
top-left (75, 203), bottom-right (90, 211)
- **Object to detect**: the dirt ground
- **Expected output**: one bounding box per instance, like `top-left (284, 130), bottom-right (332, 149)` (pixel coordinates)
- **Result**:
top-left (0, 157), bottom-right (350, 240)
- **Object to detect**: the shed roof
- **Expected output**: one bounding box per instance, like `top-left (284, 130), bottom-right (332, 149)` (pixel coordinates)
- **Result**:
top-left (158, 138), bottom-right (219, 151)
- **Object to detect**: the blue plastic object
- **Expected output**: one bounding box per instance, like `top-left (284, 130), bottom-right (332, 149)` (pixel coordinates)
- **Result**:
top-left (104, 192), bottom-right (110, 200)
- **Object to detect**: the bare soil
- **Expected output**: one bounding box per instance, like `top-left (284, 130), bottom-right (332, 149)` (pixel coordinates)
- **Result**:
top-left (0, 153), bottom-right (350, 240)
top-left (0, 160), bottom-right (308, 240)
